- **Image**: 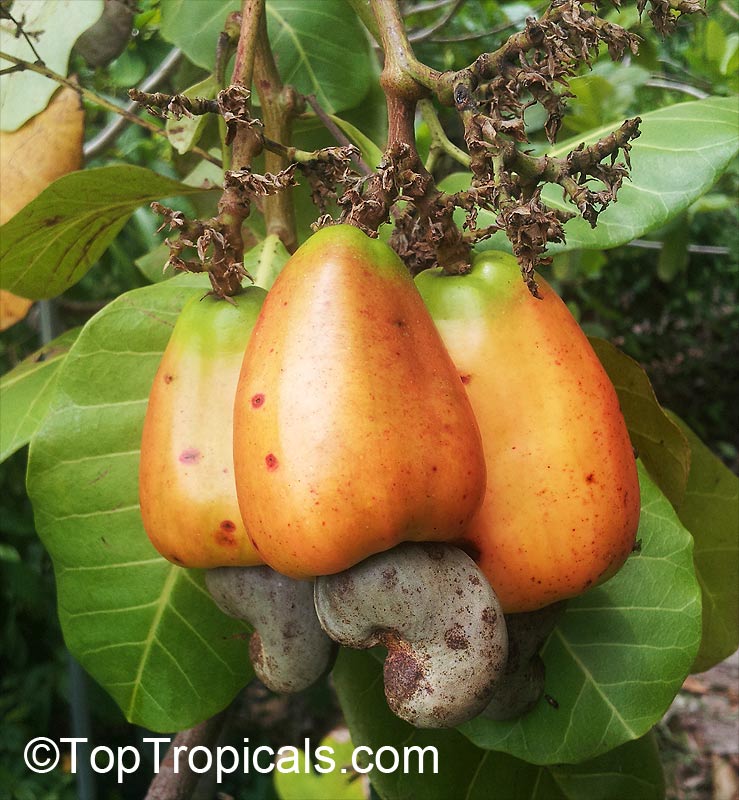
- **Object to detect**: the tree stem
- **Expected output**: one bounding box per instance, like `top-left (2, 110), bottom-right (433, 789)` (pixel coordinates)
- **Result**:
top-left (144, 709), bottom-right (230, 800)
top-left (253, 10), bottom-right (298, 251)
top-left (230, 0), bottom-right (265, 169)
top-left (370, 0), bottom-right (439, 99)
top-left (419, 98), bottom-right (470, 170)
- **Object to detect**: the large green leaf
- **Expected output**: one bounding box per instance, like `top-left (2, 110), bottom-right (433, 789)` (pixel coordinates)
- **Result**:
top-left (0, 0), bottom-right (104, 131)
top-left (0, 166), bottom-right (211, 300)
top-left (334, 648), bottom-right (665, 800)
top-left (441, 96), bottom-right (739, 254)
top-left (26, 277), bottom-right (252, 732)
top-left (0, 327), bottom-right (80, 463)
top-left (590, 337), bottom-right (690, 508)
top-left (667, 413), bottom-right (739, 674)
top-left (158, 0), bottom-right (239, 70)
top-left (545, 96), bottom-right (739, 249)
top-left (460, 464), bottom-right (701, 763)
top-left (159, 0), bottom-right (373, 114)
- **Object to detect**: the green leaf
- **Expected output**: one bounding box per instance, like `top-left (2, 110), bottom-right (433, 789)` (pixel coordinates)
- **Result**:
top-left (443, 97), bottom-right (739, 255)
top-left (0, 0), bottom-right (104, 131)
top-left (26, 277), bottom-right (252, 732)
top-left (561, 75), bottom-right (617, 136)
top-left (0, 166), bottom-right (212, 300)
top-left (266, 1), bottom-right (373, 113)
top-left (159, 0), bottom-right (373, 113)
top-left (459, 464), bottom-right (700, 764)
top-left (667, 413), bottom-right (739, 674)
top-left (550, 733), bottom-right (665, 800)
top-left (590, 338), bottom-right (690, 508)
top-left (135, 242), bottom-right (172, 284)
top-left (334, 648), bottom-right (665, 799)
top-left (158, 0), bottom-right (240, 69)
top-left (246, 234), bottom-right (290, 291)
top-left (166, 75), bottom-right (220, 155)
top-left (273, 730), bottom-right (369, 800)
top-left (0, 328), bottom-right (80, 463)
top-left (330, 115), bottom-right (384, 170)
top-left (545, 96), bottom-right (739, 251)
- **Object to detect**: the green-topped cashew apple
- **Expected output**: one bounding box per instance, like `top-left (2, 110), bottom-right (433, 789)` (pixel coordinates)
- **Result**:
top-left (139, 288), bottom-right (265, 568)
top-left (417, 251), bottom-right (640, 613)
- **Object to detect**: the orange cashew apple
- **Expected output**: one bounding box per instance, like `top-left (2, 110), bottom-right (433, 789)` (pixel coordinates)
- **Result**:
top-left (416, 251), bottom-right (640, 612)
top-left (232, 225), bottom-right (487, 578)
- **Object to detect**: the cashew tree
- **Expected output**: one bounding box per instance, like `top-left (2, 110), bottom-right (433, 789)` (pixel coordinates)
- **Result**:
top-left (0, 1), bottom-right (737, 798)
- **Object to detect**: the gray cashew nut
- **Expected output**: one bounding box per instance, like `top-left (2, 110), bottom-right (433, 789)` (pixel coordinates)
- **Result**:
top-left (314, 542), bottom-right (508, 728)
top-left (482, 601), bottom-right (566, 721)
top-left (206, 566), bottom-right (336, 694)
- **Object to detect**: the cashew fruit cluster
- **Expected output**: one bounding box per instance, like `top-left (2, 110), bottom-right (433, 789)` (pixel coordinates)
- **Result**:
top-left (139, 225), bottom-right (639, 728)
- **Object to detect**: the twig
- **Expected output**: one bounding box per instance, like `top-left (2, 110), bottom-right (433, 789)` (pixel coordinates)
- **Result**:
top-left (408, 0), bottom-right (467, 42)
top-left (418, 98), bottom-right (470, 170)
top-left (427, 7), bottom-right (547, 43)
top-left (628, 240), bottom-right (730, 255)
top-left (128, 89), bottom-right (220, 117)
top-left (0, 50), bottom-right (221, 166)
top-left (644, 78), bottom-right (708, 98)
top-left (403, 0), bottom-right (456, 14)
top-left (0, 6), bottom-right (45, 63)
top-left (304, 94), bottom-right (373, 175)
top-left (345, 0), bottom-right (382, 42)
top-left (253, 8), bottom-right (299, 251)
top-left (84, 48), bottom-right (183, 159)
top-left (720, 0), bottom-right (739, 20)
top-left (144, 709), bottom-right (230, 800)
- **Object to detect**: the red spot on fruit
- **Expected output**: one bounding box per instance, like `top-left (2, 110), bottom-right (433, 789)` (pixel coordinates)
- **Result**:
top-left (179, 448), bottom-right (201, 464)
top-left (460, 374), bottom-right (472, 384)
top-left (251, 393), bottom-right (265, 408)
top-left (164, 374), bottom-right (174, 384)
top-left (265, 453), bottom-right (279, 470)
top-left (586, 473), bottom-right (595, 484)
top-left (215, 521), bottom-right (237, 547)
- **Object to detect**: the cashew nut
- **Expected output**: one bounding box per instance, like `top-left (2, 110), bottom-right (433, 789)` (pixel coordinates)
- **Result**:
top-left (206, 566), bottom-right (336, 694)
top-left (482, 601), bottom-right (565, 720)
top-left (314, 542), bottom-right (508, 728)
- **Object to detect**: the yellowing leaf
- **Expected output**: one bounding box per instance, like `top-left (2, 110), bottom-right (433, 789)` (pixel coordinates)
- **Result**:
top-left (0, 290), bottom-right (33, 331)
top-left (0, 86), bottom-right (84, 225)
top-left (0, 86), bottom-right (84, 327)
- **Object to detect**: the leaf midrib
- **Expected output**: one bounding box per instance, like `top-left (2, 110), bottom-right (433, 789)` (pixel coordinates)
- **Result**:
top-left (126, 564), bottom-right (179, 721)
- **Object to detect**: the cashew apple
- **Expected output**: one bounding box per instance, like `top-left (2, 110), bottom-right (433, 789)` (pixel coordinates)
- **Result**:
top-left (232, 224), bottom-right (486, 578)
top-left (416, 251), bottom-right (640, 612)
top-left (139, 288), bottom-right (265, 568)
